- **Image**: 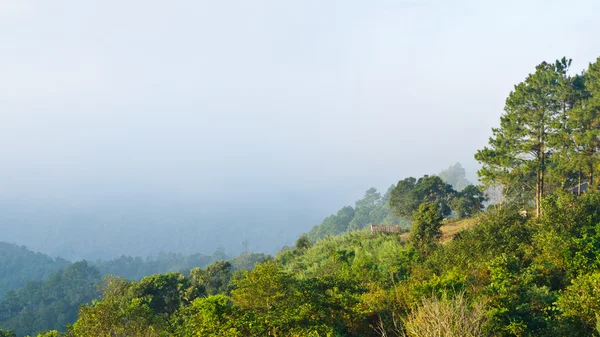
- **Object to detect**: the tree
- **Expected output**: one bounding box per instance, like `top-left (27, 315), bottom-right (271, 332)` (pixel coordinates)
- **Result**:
top-left (71, 276), bottom-right (165, 337)
top-left (450, 184), bottom-right (486, 218)
top-left (557, 272), bottom-right (600, 334)
top-left (0, 261), bottom-right (101, 336)
top-left (0, 242), bottom-right (70, 299)
top-left (560, 57), bottom-right (600, 192)
top-left (190, 261), bottom-right (233, 296)
top-left (230, 261), bottom-right (292, 336)
top-left (132, 273), bottom-right (200, 316)
top-left (476, 58), bottom-right (573, 217)
top-left (307, 205), bottom-right (355, 240)
top-left (409, 203), bottom-right (443, 254)
top-left (294, 235), bottom-right (312, 251)
top-left (390, 175), bottom-right (455, 219)
top-left (349, 187), bottom-right (382, 230)
top-left (0, 328), bottom-right (15, 337)
top-left (438, 163), bottom-right (471, 192)
top-left (230, 261), bottom-right (290, 313)
top-left (174, 295), bottom-right (241, 337)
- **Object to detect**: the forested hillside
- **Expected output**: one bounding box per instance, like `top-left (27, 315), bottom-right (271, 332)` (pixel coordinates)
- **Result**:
top-left (0, 262), bottom-right (100, 336)
top-left (306, 186), bottom-right (408, 241)
top-left (0, 243), bottom-right (69, 299)
top-left (0, 243), bottom-right (218, 301)
top-left (2, 56), bottom-right (600, 337)
top-left (306, 166), bottom-right (482, 242)
top-left (0, 248), bottom-right (268, 336)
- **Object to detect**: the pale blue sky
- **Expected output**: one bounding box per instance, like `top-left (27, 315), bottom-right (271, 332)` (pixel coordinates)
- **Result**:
top-left (1, 0), bottom-right (599, 257)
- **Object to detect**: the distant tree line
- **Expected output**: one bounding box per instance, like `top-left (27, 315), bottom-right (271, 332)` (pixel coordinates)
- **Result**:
top-left (0, 246), bottom-right (268, 336)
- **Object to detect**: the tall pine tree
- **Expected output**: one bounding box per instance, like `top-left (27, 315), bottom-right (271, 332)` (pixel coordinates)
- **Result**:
top-left (476, 59), bottom-right (572, 217)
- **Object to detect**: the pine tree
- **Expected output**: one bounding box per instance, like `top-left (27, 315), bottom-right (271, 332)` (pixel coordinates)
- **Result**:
top-left (476, 59), bottom-right (572, 217)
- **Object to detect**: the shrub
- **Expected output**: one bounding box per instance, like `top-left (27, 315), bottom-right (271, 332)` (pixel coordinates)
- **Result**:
top-left (402, 291), bottom-right (488, 337)
top-left (557, 272), bottom-right (600, 333)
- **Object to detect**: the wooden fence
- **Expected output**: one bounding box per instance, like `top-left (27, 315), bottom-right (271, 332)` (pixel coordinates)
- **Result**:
top-left (369, 224), bottom-right (401, 234)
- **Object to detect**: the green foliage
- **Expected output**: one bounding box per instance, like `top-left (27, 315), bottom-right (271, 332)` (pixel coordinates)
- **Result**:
top-left (411, 271), bottom-right (467, 300)
top-left (552, 57), bottom-right (600, 194)
top-left (0, 242), bottom-right (70, 299)
top-left (229, 252), bottom-right (270, 271)
top-left (279, 231), bottom-right (410, 286)
top-left (556, 272), bottom-right (600, 334)
top-left (307, 186), bottom-right (407, 242)
top-left (0, 328), bottom-right (15, 337)
top-left (93, 251), bottom-right (216, 281)
top-left (475, 57), bottom-right (600, 217)
top-left (410, 203), bottom-right (443, 255)
top-left (71, 276), bottom-right (167, 337)
top-left (295, 234), bottom-right (312, 250)
top-left (174, 295), bottom-right (242, 337)
top-left (390, 175), bottom-right (456, 218)
top-left (131, 273), bottom-right (200, 316)
top-left (190, 260), bottom-right (232, 296)
top-left (308, 205), bottom-right (356, 241)
top-left (450, 184), bottom-right (486, 218)
top-left (528, 192), bottom-right (600, 288)
top-left (230, 261), bottom-right (290, 313)
top-left (486, 254), bottom-right (559, 336)
top-left (0, 248), bottom-right (266, 337)
top-left (0, 261), bottom-right (101, 337)
top-left (230, 260), bottom-right (361, 336)
top-left (460, 205), bottom-right (533, 260)
top-left (50, 190), bottom-right (600, 336)
top-left (35, 331), bottom-right (60, 337)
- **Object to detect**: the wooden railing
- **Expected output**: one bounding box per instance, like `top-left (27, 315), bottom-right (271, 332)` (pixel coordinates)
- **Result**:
top-left (370, 224), bottom-right (401, 234)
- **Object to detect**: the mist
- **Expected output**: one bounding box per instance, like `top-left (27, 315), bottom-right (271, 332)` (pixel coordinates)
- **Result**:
top-left (1, 0), bottom-right (599, 259)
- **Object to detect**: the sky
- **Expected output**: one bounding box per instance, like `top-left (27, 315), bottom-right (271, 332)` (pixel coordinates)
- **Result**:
top-left (1, 0), bottom-right (600, 258)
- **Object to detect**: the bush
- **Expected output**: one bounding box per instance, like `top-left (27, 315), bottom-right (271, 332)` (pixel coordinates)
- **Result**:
top-left (557, 272), bottom-right (600, 334)
top-left (410, 203), bottom-right (443, 255)
top-left (402, 291), bottom-right (488, 337)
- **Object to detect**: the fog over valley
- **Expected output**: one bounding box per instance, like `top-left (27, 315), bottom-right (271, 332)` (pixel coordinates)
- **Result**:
top-left (1, 0), bottom-right (598, 260)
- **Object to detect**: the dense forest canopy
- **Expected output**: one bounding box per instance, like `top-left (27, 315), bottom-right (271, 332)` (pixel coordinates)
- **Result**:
top-left (0, 243), bottom-right (69, 299)
top-left (0, 244), bottom-right (267, 336)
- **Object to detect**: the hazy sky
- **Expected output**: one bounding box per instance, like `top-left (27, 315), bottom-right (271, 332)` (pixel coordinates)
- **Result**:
top-left (1, 0), bottom-right (600, 256)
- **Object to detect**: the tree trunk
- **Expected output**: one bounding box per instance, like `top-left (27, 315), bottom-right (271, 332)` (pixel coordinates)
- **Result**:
top-left (537, 138), bottom-right (546, 218)
top-left (536, 171), bottom-right (541, 218)
top-left (540, 167), bottom-right (544, 217)
top-left (578, 170), bottom-right (582, 196)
